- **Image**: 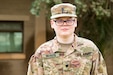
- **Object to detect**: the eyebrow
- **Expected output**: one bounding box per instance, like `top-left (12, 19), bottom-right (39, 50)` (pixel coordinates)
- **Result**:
top-left (53, 18), bottom-right (75, 20)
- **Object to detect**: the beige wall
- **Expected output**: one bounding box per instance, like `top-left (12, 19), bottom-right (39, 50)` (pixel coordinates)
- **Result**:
top-left (0, 0), bottom-right (46, 59)
top-left (35, 10), bottom-right (46, 50)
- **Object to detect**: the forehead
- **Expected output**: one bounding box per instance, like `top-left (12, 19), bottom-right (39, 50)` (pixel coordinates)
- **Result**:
top-left (54, 17), bottom-right (75, 20)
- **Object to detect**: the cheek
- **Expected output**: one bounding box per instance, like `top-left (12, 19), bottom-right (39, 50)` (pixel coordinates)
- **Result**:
top-left (74, 22), bottom-right (77, 27)
top-left (70, 26), bottom-right (76, 32)
top-left (51, 24), bottom-right (57, 30)
top-left (51, 25), bottom-right (59, 33)
top-left (50, 23), bottom-right (54, 29)
top-left (71, 27), bottom-right (76, 32)
top-left (50, 20), bottom-right (55, 29)
top-left (54, 27), bottom-right (59, 32)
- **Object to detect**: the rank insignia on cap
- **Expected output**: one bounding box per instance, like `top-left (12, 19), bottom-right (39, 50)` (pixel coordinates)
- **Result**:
top-left (61, 8), bottom-right (69, 14)
top-left (50, 3), bottom-right (77, 19)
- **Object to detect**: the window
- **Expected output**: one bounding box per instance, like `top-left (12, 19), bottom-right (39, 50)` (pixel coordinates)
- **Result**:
top-left (0, 21), bottom-right (23, 53)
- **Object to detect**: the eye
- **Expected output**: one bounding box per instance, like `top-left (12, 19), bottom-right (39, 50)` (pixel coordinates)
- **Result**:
top-left (67, 19), bottom-right (72, 22)
top-left (56, 19), bottom-right (63, 23)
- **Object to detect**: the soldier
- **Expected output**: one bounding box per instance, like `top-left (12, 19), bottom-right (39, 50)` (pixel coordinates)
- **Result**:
top-left (27, 3), bottom-right (108, 75)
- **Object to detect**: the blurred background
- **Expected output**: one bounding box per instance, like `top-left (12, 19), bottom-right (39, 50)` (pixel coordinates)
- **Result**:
top-left (0, 0), bottom-right (113, 75)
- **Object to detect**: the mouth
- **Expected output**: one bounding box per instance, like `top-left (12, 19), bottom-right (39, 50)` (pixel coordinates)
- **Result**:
top-left (61, 27), bottom-right (69, 31)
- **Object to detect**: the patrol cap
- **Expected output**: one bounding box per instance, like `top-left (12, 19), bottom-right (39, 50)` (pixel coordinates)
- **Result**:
top-left (50, 3), bottom-right (77, 19)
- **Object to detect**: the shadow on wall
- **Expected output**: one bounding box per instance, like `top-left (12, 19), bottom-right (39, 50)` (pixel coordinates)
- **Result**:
top-left (104, 38), bottom-right (113, 75)
top-left (26, 34), bottom-right (35, 62)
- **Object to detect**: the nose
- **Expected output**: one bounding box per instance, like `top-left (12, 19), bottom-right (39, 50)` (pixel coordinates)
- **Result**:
top-left (63, 21), bottom-right (67, 25)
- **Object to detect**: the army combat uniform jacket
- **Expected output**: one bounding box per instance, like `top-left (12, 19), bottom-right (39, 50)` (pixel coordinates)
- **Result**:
top-left (27, 35), bottom-right (108, 75)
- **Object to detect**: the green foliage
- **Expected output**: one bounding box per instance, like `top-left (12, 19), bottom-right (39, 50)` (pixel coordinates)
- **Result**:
top-left (30, 0), bottom-right (111, 19)
top-left (74, 0), bottom-right (112, 53)
top-left (74, 0), bottom-right (111, 19)
top-left (30, 0), bottom-right (62, 16)
top-left (30, 0), bottom-right (113, 53)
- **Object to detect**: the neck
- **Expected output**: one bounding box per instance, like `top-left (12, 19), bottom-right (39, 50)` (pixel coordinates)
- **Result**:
top-left (56, 34), bottom-right (75, 44)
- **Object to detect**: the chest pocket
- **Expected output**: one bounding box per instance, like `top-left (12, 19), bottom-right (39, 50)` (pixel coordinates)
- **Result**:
top-left (41, 52), bottom-right (64, 73)
top-left (42, 53), bottom-right (59, 59)
top-left (41, 52), bottom-right (64, 65)
top-left (42, 51), bottom-right (64, 58)
top-left (80, 47), bottom-right (94, 59)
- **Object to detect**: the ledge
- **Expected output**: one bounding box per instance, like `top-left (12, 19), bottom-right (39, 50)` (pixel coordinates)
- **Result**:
top-left (0, 53), bottom-right (26, 59)
top-left (0, 15), bottom-right (30, 21)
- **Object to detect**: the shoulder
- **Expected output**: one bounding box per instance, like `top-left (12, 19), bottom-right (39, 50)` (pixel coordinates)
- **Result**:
top-left (28, 40), bottom-right (54, 63)
top-left (77, 37), bottom-right (102, 61)
top-left (35, 40), bottom-right (54, 54)
top-left (77, 36), bottom-right (96, 46)
top-left (76, 36), bottom-right (99, 51)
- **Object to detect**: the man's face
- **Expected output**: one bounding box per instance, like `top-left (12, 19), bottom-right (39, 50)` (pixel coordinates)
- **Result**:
top-left (50, 17), bottom-right (77, 37)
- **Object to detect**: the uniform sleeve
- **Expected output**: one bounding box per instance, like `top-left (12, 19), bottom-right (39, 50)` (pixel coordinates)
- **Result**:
top-left (91, 50), bottom-right (108, 75)
top-left (27, 54), bottom-right (44, 75)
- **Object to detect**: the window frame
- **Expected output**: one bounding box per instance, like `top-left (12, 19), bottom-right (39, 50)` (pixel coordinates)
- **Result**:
top-left (0, 21), bottom-right (24, 53)
top-left (0, 15), bottom-right (29, 59)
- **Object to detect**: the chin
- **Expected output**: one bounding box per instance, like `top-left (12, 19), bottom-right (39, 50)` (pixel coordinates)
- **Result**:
top-left (60, 33), bottom-right (71, 36)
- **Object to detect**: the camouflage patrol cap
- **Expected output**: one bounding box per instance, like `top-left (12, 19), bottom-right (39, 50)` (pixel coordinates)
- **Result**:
top-left (50, 3), bottom-right (77, 19)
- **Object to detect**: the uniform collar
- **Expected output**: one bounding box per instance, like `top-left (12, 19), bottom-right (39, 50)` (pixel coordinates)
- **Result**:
top-left (52, 34), bottom-right (84, 53)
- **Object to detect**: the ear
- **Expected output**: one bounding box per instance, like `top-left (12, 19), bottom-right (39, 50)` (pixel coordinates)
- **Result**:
top-left (74, 18), bottom-right (77, 27)
top-left (50, 20), bottom-right (54, 29)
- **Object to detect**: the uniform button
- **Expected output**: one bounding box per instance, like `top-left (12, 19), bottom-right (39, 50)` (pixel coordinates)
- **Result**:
top-left (65, 64), bottom-right (68, 67)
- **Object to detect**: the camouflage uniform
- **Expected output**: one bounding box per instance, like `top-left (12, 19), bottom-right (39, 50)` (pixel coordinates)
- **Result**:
top-left (27, 35), bottom-right (108, 75)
